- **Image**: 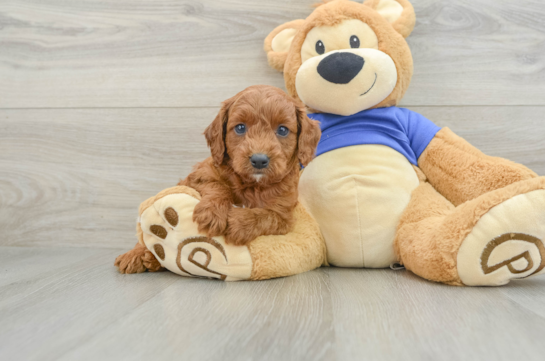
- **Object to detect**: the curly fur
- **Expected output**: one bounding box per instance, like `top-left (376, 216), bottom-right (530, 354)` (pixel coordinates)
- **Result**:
top-left (179, 85), bottom-right (321, 245)
top-left (114, 243), bottom-right (164, 274)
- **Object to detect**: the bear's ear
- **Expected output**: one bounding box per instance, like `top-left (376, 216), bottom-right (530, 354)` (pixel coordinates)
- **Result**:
top-left (264, 19), bottom-right (305, 72)
top-left (364, 0), bottom-right (416, 38)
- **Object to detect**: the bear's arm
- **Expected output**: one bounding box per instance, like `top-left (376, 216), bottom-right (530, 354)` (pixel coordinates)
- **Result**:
top-left (417, 127), bottom-right (537, 206)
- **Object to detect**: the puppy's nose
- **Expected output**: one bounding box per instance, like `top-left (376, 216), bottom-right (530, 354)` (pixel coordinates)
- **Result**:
top-left (250, 154), bottom-right (270, 169)
top-left (317, 52), bottom-right (364, 84)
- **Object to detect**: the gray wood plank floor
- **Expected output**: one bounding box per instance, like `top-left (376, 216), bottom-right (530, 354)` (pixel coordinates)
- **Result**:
top-left (1, 247), bottom-right (545, 361)
top-left (1, 0), bottom-right (545, 108)
top-left (1, 0), bottom-right (545, 360)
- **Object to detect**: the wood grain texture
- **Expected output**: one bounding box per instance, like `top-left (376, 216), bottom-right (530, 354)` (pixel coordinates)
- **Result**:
top-left (58, 268), bottom-right (334, 361)
top-left (0, 247), bottom-right (180, 361)
top-left (1, 0), bottom-right (545, 108)
top-left (2, 0), bottom-right (545, 359)
top-left (0, 108), bottom-right (213, 248)
top-left (1, 247), bottom-right (544, 361)
top-left (327, 268), bottom-right (545, 361)
top-left (1, 106), bottom-right (543, 249)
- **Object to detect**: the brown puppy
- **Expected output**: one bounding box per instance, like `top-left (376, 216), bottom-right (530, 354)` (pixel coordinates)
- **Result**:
top-left (179, 85), bottom-right (321, 245)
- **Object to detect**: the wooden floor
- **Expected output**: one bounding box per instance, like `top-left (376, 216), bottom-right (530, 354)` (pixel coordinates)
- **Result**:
top-left (1, 0), bottom-right (545, 360)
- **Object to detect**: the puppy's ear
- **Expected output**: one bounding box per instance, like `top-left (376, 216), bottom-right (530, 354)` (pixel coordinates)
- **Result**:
top-left (264, 19), bottom-right (305, 72)
top-left (295, 104), bottom-right (321, 167)
top-left (364, 0), bottom-right (416, 38)
top-left (204, 97), bottom-right (235, 166)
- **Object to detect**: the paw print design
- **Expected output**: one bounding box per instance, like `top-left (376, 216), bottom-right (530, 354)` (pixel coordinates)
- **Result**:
top-left (138, 186), bottom-right (253, 281)
top-left (458, 189), bottom-right (545, 286)
top-left (480, 233), bottom-right (545, 277)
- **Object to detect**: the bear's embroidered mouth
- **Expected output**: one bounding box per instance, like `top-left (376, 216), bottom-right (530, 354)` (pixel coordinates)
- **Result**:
top-left (360, 73), bottom-right (377, 96)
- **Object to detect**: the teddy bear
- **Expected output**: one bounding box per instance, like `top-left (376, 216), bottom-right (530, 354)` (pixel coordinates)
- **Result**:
top-left (115, 0), bottom-right (545, 286)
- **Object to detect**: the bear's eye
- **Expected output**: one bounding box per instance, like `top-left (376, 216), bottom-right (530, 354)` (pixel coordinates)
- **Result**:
top-left (315, 40), bottom-right (325, 55)
top-left (350, 35), bottom-right (360, 48)
top-left (234, 124), bottom-right (246, 135)
top-left (276, 126), bottom-right (290, 137)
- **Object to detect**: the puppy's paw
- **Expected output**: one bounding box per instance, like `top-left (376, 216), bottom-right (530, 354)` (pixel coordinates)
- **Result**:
top-left (193, 201), bottom-right (228, 236)
top-left (115, 244), bottom-right (162, 274)
top-left (224, 231), bottom-right (255, 246)
top-left (138, 187), bottom-right (253, 281)
top-left (224, 214), bottom-right (257, 246)
top-left (142, 250), bottom-right (164, 272)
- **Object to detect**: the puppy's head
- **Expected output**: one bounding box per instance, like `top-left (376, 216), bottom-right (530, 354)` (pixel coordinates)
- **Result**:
top-left (204, 85), bottom-right (321, 184)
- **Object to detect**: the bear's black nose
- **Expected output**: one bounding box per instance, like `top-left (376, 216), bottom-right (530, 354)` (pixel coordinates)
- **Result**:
top-left (250, 154), bottom-right (270, 169)
top-left (317, 52), bottom-right (364, 84)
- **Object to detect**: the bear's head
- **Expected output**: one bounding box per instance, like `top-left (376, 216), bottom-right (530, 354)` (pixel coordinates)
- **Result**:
top-left (264, 0), bottom-right (415, 116)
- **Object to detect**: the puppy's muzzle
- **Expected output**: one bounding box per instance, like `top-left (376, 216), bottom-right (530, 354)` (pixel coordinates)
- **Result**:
top-left (317, 52), bottom-right (364, 84)
top-left (250, 154), bottom-right (270, 169)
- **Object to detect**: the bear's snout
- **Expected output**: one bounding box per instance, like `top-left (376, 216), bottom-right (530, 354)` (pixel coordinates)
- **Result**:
top-left (317, 52), bottom-right (364, 84)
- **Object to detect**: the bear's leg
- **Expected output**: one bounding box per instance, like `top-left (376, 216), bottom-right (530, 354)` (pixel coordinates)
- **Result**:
top-left (247, 206), bottom-right (327, 280)
top-left (419, 127), bottom-right (538, 206)
top-left (115, 185), bottom-right (326, 280)
top-left (395, 177), bottom-right (545, 286)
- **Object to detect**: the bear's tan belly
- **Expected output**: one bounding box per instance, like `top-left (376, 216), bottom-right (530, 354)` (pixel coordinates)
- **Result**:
top-left (299, 145), bottom-right (419, 268)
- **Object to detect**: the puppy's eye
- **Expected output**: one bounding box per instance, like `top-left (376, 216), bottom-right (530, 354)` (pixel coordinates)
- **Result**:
top-left (234, 124), bottom-right (246, 135)
top-left (276, 126), bottom-right (289, 137)
top-left (350, 35), bottom-right (360, 48)
top-left (315, 40), bottom-right (325, 55)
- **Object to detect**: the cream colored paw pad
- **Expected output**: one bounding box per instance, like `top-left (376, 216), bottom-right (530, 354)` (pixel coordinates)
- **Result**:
top-left (458, 190), bottom-right (545, 286)
top-left (139, 193), bottom-right (253, 281)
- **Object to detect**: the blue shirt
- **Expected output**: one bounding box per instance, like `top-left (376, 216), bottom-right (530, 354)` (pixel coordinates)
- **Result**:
top-left (308, 107), bottom-right (441, 166)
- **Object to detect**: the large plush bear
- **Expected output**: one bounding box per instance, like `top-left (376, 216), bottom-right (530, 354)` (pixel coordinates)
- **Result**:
top-left (115, 0), bottom-right (545, 286)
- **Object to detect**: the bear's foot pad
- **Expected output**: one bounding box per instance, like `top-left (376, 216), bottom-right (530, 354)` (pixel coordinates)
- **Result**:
top-left (139, 189), bottom-right (253, 281)
top-left (458, 189), bottom-right (545, 286)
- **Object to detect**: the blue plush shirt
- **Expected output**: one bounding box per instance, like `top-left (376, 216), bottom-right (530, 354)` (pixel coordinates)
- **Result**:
top-left (308, 107), bottom-right (441, 166)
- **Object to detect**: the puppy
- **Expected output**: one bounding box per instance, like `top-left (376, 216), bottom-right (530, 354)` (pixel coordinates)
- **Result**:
top-left (179, 85), bottom-right (321, 245)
